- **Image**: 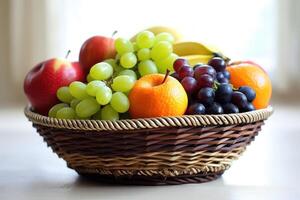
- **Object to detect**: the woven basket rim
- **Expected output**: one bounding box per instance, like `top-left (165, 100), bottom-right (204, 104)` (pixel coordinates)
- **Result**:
top-left (24, 105), bottom-right (273, 131)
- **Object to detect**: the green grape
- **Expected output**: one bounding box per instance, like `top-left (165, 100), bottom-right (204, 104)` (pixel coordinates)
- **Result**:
top-left (151, 41), bottom-right (172, 61)
top-left (165, 53), bottom-right (178, 71)
top-left (136, 31), bottom-right (155, 49)
top-left (90, 62), bottom-right (113, 80)
top-left (56, 86), bottom-right (73, 103)
top-left (110, 92), bottom-right (129, 113)
top-left (111, 75), bottom-right (135, 92)
top-left (155, 53), bottom-right (178, 73)
top-left (70, 99), bottom-right (80, 110)
top-left (138, 60), bottom-right (158, 76)
top-left (92, 109), bottom-right (102, 120)
top-left (77, 115), bottom-right (90, 120)
top-left (56, 107), bottom-right (76, 119)
top-left (113, 65), bottom-right (125, 74)
top-left (132, 42), bottom-right (139, 52)
top-left (48, 103), bottom-right (68, 118)
top-left (115, 54), bottom-right (121, 61)
top-left (86, 73), bottom-right (95, 82)
top-left (76, 98), bottom-right (100, 118)
top-left (69, 81), bottom-right (89, 100)
top-left (100, 105), bottom-right (119, 120)
top-left (115, 38), bottom-right (133, 55)
top-left (86, 80), bottom-right (105, 96)
top-left (154, 32), bottom-right (175, 44)
top-left (137, 48), bottom-right (151, 61)
top-left (105, 59), bottom-right (124, 74)
top-left (104, 58), bottom-right (117, 69)
top-left (124, 91), bottom-right (130, 96)
top-left (120, 52), bottom-right (137, 68)
top-left (96, 85), bottom-right (112, 105)
top-left (119, 112), bottom-right (131, 119)
top-left (118, 69), bottom-right (137, 81)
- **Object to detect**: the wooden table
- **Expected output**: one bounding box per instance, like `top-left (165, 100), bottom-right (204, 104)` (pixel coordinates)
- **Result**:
top-left (0, 105), bottom-right (299, 200)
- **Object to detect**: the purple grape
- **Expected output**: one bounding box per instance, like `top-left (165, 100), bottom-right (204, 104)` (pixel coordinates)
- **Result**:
top-left (197, 87), bottom-right (215, 105)
top-left (215, 83), bottom-right (233, 103)
top-left (188, 95), bottom-right (197, 105)
top-left (178, 65), bottom-right (194, 79)
top-left (232, 91), bottom-right (248, 109)
top-left (173, 58), bottom-right (188, 73)
top-left (216, 72), bottom-right (229, 83)
top-left (193, 63), bottom-right (204, 71)
top-left (181, 77), bottom-right (198, 94)
top-left (194, 65), bottom-right (217, 80)
top-left (241, 102), bottom-right (255, 112)
top-left (170, 72), bottom-right (180, 81)
top-left (196, 74), bottom-right (214, 88)
top-left (186, 103), bottom-right (206, 115)
top-left (207, 102), bottom-right (224, 114)
top-left (218, 78), bottom-right (229, 83)
top-left (216, 72), bottom-right (225, 81)
top-left (238, 86), bottom-right (256, 102)
top-left (222, 70), bottom-right (230, 79)
top-left (208, 57), bottom-right (226, 72)
top-left (223, 103), bottom-right (239, 114)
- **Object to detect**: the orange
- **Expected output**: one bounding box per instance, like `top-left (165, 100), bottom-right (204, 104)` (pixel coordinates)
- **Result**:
top-left (129, 74), bottom-right (188, 118)
top-left (227, 62), bottom-right (272, 109)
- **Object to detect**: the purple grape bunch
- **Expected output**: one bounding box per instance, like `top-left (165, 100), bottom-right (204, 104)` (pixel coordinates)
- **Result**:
top-left (172, 57), bottom-right (256, 115)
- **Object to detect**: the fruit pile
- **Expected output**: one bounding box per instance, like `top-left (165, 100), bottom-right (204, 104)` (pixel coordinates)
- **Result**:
top-left (41, 30), bottom-right (180, 120)
top-left (24, 26), bottom-right (272, 120)
top-left (172, 57), bottom-right (257, 115)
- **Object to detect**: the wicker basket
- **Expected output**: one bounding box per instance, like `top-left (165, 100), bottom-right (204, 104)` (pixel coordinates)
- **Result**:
top-left (24, 106), bottom-right (273, 185)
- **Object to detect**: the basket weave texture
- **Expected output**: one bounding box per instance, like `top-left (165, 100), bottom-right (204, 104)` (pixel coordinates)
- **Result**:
top-left (25, 106), bottom-right (273, 185)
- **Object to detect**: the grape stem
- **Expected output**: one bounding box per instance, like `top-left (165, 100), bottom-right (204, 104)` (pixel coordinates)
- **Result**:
top-left (213, 81), bottom-right (219, 90)
top-left (65, 50), bottom-right (71, 59)
top-left (162, 69), bottom-right (170, 84)
top-left (104, 79), bottom-right (112, 88)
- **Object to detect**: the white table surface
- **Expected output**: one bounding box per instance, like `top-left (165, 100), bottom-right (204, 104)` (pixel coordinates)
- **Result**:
top-left (0, 105), bottom-right (299, 200)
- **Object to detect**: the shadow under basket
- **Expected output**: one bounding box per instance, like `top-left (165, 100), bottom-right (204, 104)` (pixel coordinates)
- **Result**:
top-left (24, 106), bottom-right (273, 185)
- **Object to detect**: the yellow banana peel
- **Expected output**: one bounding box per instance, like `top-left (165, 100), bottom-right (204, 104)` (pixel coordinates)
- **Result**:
top-left (173, 41), bottom-right (214, 56)
top-left (181, 55), bottom-right (213, 65)
top-left (173, 41), bottom-right (229, 64)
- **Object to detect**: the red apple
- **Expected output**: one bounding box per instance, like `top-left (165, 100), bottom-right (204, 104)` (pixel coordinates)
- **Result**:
top-left (24, 58), bottom-right (85, 115)
top-left (79, 36), bottom-right (116, 72)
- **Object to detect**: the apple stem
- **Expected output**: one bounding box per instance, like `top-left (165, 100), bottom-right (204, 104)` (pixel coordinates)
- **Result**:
top-left (65, 50), bottom-right (71, 59)
top-left (112, 30), bottom-right (118, 38)
top-left (162, 69), bottom-right (170, 84)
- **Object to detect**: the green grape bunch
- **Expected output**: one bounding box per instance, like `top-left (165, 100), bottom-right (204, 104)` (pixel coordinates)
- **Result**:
top-left (114, 31), bottom-right (178, 76)
top-left (48, 30), bottom-right (178, 120)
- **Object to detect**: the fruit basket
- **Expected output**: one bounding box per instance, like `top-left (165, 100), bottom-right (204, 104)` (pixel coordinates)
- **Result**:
top-left (25, 105), bottom-right (273, 185)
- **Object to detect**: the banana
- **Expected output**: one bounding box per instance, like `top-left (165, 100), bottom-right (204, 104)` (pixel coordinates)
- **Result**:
top-left (130, 26), bottom-right (182, 42)
top-left (173, 41), bottom-right (229, 64)
top-left (181, 55), bottom-right (213, 66)
top-left (173, 41), bottom-right (214, 56)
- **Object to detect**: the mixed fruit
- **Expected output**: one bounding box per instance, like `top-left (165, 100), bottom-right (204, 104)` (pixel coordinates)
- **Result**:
top-left (172, 57), bottom-right (257, 115)
top-left (24, 26), bottom-right (272, 120)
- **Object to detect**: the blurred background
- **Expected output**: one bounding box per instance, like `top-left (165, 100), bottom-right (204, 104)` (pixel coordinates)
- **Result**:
top-left (0, 0), bottom-right (300, 107)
